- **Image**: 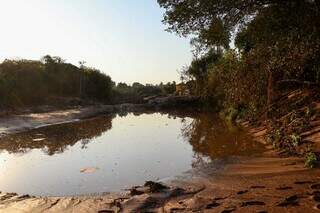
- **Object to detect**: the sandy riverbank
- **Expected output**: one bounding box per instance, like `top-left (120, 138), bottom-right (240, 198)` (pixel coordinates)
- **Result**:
top-left (0, 104), bottom-right (149, 136)
top-left (0, 96), bottom-right (199, 137)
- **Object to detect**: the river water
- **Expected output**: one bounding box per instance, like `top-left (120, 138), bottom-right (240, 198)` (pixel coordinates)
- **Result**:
top-left (0, 112), bottom-right (264, 196)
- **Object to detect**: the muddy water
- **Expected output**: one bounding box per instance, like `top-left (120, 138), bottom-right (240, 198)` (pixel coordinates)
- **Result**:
top-left (0, 112), bottom-right (264, 196)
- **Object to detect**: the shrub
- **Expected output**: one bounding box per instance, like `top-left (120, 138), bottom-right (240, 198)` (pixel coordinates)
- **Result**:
top-left (305, 152), bottom-right (317, 168)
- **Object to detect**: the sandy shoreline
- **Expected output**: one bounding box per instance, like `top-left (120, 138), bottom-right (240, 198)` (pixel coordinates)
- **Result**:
top-left (0, 107), bottom-right (320, 212)
top-left (0, 104), bottom-right (150, 137)
top-left (0, 95), bottom-right (199, 136)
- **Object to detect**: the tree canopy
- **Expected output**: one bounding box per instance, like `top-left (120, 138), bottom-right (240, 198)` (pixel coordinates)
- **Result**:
top-left (159, 0), bottom-right (320, 117)
top-left (158, 0), bottom-right (320, 51)
top-left (0, 56), bottom-right (114, 107)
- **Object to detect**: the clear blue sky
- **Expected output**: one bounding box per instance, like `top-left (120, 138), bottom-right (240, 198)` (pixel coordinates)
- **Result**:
top-left (0, 0), bottom-right (192, 84)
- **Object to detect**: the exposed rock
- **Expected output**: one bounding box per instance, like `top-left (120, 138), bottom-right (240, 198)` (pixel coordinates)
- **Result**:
top-left (144, 181), bottom-right (169, 193)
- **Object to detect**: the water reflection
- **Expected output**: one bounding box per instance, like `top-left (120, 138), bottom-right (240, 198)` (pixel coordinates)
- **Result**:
top-left (181, 113), bottom-right (264, 159)
top-left (0, 112), bottom-right (263, 159)
top-left (0, 115), bottom-right (115, 155)
top-left (0, 112), bottom-right (265, 195)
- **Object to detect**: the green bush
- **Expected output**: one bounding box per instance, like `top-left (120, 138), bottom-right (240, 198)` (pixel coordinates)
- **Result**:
top-left (305, 152), bottom-right (317, 168)
top-left (290, 134), bottom-right (301, 147)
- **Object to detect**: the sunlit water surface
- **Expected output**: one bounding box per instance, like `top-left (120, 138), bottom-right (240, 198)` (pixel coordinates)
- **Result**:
top-left (0, 112), bottom-right (264, 196)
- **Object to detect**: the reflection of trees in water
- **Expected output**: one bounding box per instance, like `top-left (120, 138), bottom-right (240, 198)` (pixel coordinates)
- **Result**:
top-left (181, 113), bottom-right (265, 159)
top-left (0, 111), bottom-right (264, 159)
top-left (0, 115), bottom-right (115, 155)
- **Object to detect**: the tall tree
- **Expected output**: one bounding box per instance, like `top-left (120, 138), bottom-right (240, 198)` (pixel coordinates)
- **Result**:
top-left (158, 0), bottom-right (320, 110)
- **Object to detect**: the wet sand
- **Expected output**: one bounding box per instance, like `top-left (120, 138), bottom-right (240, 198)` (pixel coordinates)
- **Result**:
top-left (0, 109), bottom-right (320, 212)
top-left (1, 155), bottom-right (319, 212)
top-left (0, 106), bottom-right (111, 136)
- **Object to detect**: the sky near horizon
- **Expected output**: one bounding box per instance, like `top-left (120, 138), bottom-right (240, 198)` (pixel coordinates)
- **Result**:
top-left (0, 0), bottom-right (192, 84)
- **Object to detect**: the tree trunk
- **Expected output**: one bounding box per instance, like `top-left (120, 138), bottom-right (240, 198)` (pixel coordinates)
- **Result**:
top-left (266, 71), bottom-right (274, 115)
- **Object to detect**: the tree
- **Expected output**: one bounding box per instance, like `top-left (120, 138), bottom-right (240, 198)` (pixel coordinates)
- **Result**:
top-left (0, 56), bottom-right (114, 107)
top-left (158, 0), bottom-right (320, 111)
top-left (182, 49), bottom-right (222, 95)
top-left (158, 0), bottom-right (319, 41)
top-left (132, 82), bottom-right (144, 89)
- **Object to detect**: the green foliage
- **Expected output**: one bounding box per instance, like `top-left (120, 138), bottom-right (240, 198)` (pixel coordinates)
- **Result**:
top-left (180, 49), bottom-right (222, 100)
top-left (112, 81), bottom-right (176, 104)
top-left (158, 0), bottom-right (269, 42)
top-left (159, 0), bottom-right (320, 119)
top-left (0, 56), bottom-right (114, 107)
top-left (305, 152), bottom-right (317, 168)
top-left (267, 129), bottom-right (282, 148)
top-left (289, 134), bottom-right (301, 147)
top-left (0, 60), bottom-right (47, 106)
top-left (82, 68), bottom-right (113, 101)
top-left (225, 107), bottom-right (238, 122)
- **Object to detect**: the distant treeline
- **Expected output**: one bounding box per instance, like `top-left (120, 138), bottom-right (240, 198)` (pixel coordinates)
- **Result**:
top-left (0, 55), bottom-right (176, 108)
top-left (0, 55), bottom-right (113, 107)
top-left (113, 81), bottom-right (176, 104)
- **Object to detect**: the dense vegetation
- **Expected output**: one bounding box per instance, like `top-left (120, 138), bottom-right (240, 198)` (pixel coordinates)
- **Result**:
top-left (0, 56), bottom-right (113, 107)
top-left (113, 81), bottom-right (176, 104)
top-left (0, 55), bottom-right (177, 108)
top-left (158, 0), bottom-right (320, 119)
top-left (158, 0), bottom-right (320, 162)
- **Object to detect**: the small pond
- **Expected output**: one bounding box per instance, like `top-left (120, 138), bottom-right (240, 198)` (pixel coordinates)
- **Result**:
top-left (0, 112), bottom-right (265, 196)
